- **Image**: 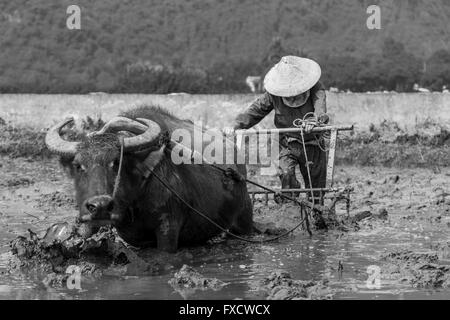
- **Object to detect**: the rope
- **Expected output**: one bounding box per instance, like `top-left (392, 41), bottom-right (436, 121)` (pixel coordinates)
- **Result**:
top-left (299, 127), bottom-right (315, 205)
top-left (291, 114), bottom-right (334, 224)
top-left (209, 164), bottom-right (313, 236)
top-left (109, 124), bottom-right (325, 244)
top-left (149, 168), bottom-right (308, 243)
top-left (165, 139), bottom-right (316, 236)
top-left (109, 136), bottom-right (312, 244)
top-left (112, 136), bottom-right (124, 200)
top-left (293, 112), bottom-right (330, 152)
top-left (166, 140), bottom-right (318, 217)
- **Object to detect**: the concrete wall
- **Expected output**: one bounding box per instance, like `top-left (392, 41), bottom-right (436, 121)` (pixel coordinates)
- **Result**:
top-left (0, 92), bottom-right (449, 132)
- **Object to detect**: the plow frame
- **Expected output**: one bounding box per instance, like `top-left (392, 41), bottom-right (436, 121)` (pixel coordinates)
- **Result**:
top-left (242, 125), bottom-right (354, 215)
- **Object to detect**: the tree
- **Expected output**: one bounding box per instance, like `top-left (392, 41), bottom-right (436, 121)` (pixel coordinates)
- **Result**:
top-left (380, 38), bottom-right (422, 91)
top-left (321, 55), bottom-right (366, 91)
top-left (422, 49), bottom-right (450, 91)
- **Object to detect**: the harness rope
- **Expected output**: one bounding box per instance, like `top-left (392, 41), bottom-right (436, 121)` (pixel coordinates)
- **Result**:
top-left (112, 136), bottom-right (125, 200)
top-left (149, 169), bottom-right (308, 243)
top-left (299, 128), bottom-right (315, 205)
top-left (109, 122), bottom-right (330, 244)
top-left (139, 139), bottom-right (318, 242)
top-left (293, 115), bottom-right (318, 206)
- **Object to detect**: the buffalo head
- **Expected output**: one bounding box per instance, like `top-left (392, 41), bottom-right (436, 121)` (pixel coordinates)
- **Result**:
top-left (45, 116), bottom-right (163, 236)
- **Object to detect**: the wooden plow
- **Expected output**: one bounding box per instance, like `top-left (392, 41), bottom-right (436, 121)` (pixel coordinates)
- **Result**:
top-left (236, 125), bottom-right (354, 216)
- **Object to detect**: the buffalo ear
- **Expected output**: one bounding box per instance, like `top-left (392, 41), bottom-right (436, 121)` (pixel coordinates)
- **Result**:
top-left (59, 155), bottom-right (76, 178)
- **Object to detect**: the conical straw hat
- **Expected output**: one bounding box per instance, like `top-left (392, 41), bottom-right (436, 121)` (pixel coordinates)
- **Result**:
top-left (264, 56), bottom-right (321, 97)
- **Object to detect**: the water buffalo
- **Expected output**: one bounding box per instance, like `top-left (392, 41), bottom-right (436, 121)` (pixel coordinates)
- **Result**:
top-left (45, 105), bottom-right (253, 252)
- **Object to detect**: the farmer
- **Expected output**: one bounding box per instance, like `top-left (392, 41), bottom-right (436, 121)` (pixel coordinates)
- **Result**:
top-left (223, 56), bottom-right (329, 204)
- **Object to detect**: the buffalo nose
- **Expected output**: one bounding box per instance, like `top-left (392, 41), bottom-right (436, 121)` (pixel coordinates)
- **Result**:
top-left (84, 196), bottom-right (114, 215)
top-left (86, 202), bottom-right (98, 214)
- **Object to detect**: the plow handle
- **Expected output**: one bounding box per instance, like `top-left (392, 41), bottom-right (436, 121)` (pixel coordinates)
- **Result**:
top-left (235, 125), bottom-right (353, 135)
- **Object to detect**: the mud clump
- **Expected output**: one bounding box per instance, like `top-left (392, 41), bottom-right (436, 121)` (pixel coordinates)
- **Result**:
top-left (381, 249), bottom-right (450, 288)
top-left (332, 208), bottom-right (390, 232)
top-left (258, 271), bottom-right (334, 300)
top-left (169, 265), bottom-right (227, 292)
top-left (353, 208), bottom-right (388, 222)
top-left (42, 261), bottom-right (100, 288)
top-left (348, 208), bottom-right (389, 227)
top-left (8, 224), bottom-right (160, 287)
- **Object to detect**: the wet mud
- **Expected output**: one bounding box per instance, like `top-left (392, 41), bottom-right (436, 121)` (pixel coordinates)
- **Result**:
top-left (0, 155), bottom-right (450, 299)
top-left (256, 271), bottom-right (334, 300)
top-left (8, 225), bottom-right (161, 279)
top-left (380, 249), bottom-right (450, 288)
top-left (168, 265), bottom-right (227, 298)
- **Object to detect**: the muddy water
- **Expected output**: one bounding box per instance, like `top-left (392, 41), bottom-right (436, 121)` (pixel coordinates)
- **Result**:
top-left (0, 156), bottom-right (449, 300)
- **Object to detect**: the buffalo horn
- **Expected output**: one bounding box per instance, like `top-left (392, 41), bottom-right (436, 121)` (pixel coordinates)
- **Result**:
top-left (45, 117), bottom-right (80, 157)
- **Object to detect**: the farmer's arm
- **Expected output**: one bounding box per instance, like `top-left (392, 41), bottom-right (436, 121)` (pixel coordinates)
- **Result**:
top-left (233, 93), bottom-right (274, 130)
top-left (311, 81), bottom-right (329, 124)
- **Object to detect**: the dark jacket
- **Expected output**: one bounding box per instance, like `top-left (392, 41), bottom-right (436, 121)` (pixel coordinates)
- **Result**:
top-left (232, 82), bottom-right (328, 142)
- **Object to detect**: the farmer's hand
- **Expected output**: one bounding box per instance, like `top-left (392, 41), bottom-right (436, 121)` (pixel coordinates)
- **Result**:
top-left (223, 127), bottom-right (235, 136)
top-left (303, 122), bottom-right (315, 134)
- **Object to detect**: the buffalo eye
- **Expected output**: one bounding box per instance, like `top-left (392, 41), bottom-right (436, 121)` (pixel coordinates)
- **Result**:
top-left (73, 161), bottom-right (87, 172)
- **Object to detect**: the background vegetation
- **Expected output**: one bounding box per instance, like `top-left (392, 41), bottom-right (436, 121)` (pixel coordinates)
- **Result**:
top-left (1, 0), bottom-right (449, 93)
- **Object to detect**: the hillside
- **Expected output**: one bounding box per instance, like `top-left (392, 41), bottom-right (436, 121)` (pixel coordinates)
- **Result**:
top-left (0, 0), bottom-right (449, 93)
